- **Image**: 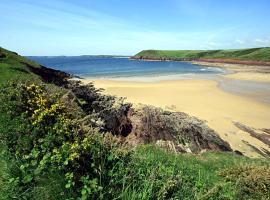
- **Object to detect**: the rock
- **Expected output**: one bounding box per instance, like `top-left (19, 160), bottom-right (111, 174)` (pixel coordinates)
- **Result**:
top-left (156, 140), bottom-right (187, 153)
top-left (121, 105), bottom-right (232, 153)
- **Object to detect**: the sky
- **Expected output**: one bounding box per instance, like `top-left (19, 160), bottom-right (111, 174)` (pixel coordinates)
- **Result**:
top-left (0, 0), bottom-right (270, 56)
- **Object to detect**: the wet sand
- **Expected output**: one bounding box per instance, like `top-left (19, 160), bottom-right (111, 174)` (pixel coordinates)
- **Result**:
top-left (82, 75), bottom-right (270, 158)
top-left (192, 61), bottom-right (270, 83)
top-left (225, 72), bottom-right (270, 83)
top-left (217, 77), bottom-right (270, 104)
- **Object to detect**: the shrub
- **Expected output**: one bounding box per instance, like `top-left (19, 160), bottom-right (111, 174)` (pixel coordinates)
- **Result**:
top-left (0, 82), bottom-right (131, 199)
top-left (219, 164), bottom-right (270, 199)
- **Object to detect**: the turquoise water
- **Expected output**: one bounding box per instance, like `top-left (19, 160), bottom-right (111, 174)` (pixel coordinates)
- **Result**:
top-left (28, 56), bottom-right (225, 79)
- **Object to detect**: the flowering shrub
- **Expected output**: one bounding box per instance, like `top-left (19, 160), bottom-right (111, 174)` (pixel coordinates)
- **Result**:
top-left (0, 82), bottom-right (130, 199)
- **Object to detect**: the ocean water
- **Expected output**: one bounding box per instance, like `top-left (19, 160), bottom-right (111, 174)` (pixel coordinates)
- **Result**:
top-left (28, 56), bottom-right (225, 80)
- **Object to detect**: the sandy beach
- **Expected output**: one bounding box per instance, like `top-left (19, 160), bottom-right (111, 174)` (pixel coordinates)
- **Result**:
top-left (192, 61), bottom-right (270, 82)
top-left (82, 65), bottom-right (270, 158)
top-left (225, 72), bottom-right (270, 83)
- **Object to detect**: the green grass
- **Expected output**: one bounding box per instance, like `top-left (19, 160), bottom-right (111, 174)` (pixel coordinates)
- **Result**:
top-left (133, 47), bottom-right (270, 61)
top-left (0, 47), bottom-right (41, 85)
top-left (114, 145), bottom-right (270, 199)
top-left (1, 141), bottom-right (269, 199)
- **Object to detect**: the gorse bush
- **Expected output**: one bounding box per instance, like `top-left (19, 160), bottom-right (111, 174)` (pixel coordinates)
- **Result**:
top-left (0, 82), bottom-right (131, 199)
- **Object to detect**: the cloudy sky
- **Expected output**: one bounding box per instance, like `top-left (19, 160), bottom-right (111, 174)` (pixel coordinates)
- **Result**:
top-left (0, 0), bottom-right (270, 55)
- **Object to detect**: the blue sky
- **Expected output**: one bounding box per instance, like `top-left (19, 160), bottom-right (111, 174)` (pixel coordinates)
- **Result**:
top-left (0, 0), bottom-right (270, 55)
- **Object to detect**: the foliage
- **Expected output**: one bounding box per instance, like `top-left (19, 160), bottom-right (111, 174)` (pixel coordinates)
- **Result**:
top-left (0, 82), bottom-right (130, 199)
top-left (220, 164), bottom-right (270, 199)
top-left (0, 47), bottom-right (41, 85)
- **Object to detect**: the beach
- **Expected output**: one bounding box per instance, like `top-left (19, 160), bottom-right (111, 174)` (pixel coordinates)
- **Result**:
top-left (82, 66), bottom-right (270, 158)
top-left (192, 61), bottom-right (270, 82)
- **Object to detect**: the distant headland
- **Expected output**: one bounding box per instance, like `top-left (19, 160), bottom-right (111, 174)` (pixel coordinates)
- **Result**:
top-left (131, 47), bottom-right (270, 66)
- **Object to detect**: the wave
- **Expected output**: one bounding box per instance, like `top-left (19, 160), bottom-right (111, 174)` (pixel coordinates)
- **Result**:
top-left (82, 73), bottom-right (219, 83)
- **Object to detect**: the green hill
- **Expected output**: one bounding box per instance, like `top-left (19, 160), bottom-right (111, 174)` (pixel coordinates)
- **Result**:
top-left (0, 47), bottom-right (71, 86)
top-left (132, 47), bottom-right (270, 62)
top-left (0, 47), bottom-right (40, 84)
top-left (1, 47), bottom-right (270, 199)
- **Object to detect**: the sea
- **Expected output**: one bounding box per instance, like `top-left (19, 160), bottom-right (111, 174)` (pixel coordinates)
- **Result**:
top-left (28, 56), bottom-right (225, 81)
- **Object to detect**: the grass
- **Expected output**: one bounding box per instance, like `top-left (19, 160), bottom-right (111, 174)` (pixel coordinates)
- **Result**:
top-left (1, 141), bottom-right (269, 199)
top-left (133, 47), bottom-right (270, 61)
top-left (0, 47), bottom-right (41, 85)
top-left (113, 145), bottom-right (270, 199)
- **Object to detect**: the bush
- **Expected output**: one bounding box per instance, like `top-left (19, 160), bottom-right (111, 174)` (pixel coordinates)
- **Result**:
top-left (219, 164), bottom-right (270, 199)
top-left (0, 82), bottom-right (131, 199)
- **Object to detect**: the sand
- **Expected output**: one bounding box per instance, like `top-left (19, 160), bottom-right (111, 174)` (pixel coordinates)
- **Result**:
top-left (82, 76), bottom-right (270, 158)
top-left (225, 72), bottom-right (270, 83)
top-left (192, 61), bottom-right (270, 83)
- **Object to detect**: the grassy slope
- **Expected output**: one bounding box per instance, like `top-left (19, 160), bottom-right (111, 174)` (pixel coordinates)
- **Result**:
top-left (0, 47), bottom-right (43, 145)
top-left (124, 145), bottom-right (269, 199)
top-left (133, 47), bottom-right (270, 61)
top-left (0, 47), bottom-right (270, 199)
top-left (0, 48), bottom-right (69, 199)
top-left (0, 47), bottom-right (42, 85)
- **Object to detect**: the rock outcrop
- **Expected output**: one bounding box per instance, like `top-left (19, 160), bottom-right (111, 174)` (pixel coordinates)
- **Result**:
top-left (119, 106), bottom-right (232, 153)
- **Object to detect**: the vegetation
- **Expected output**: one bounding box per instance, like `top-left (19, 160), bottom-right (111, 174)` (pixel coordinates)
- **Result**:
top-left (0, 46), bottom-right (270, 199)
top-left (133, 47), bottom-right (270, 62)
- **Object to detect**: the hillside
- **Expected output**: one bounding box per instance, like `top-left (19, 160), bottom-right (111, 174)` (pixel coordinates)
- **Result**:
top-left (132, 47), bottom-right (270, 65)
top-left (1, 47), bottom-right (270, 199)
top-left (0, 47), bottom-right (71, 86)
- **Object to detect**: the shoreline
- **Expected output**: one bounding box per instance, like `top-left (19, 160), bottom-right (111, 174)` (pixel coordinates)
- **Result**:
top-left (76, 60), bottom-right (270, 103)
top-left (131, 57), bottom-right (270, 66)
top-left (129, 58), bottom-right (270, 83)
top-left (78, 73), bottom-right (223, 83)
top-left (81, 71), bottom-right (270, 158)
top-left (77, 58), bottom-right (270, 83)
top-left (192, 61), bottom-right (270, 83)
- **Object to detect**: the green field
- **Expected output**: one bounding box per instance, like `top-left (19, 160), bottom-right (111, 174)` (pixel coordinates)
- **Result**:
top-left (133, 47), bottom-right (270, 61)
top-left (1, 47), bottom-right (270, 199)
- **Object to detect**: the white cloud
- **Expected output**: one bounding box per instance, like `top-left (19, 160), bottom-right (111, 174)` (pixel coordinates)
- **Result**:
top-left (255, 39), bottom-right (265, 43)
top-left (235, 39), bottom-right (245, 44)
top-left (254, 38), bottom-right (270, 46)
